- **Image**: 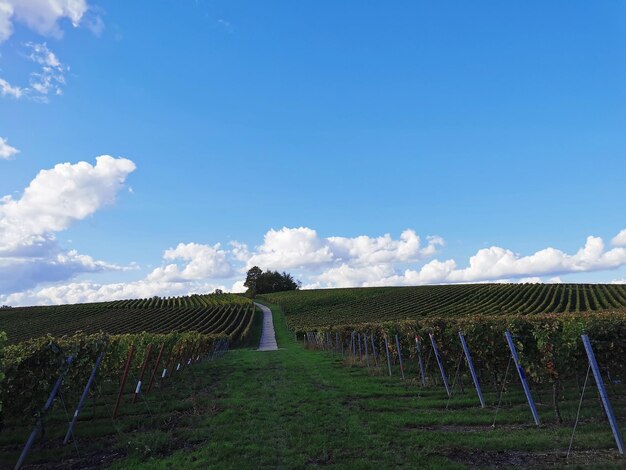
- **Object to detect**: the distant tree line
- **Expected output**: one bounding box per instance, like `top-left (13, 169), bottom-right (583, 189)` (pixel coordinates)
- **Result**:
top-left (243, 266), bottom-right (301, 297)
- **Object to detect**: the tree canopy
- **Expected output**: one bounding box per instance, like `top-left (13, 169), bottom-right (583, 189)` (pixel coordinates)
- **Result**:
top-left (243, 266), bottom-right (301, 297)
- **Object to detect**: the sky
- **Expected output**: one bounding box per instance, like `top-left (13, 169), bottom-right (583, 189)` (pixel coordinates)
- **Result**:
top-left (1, 1), bottom-right (626, 306)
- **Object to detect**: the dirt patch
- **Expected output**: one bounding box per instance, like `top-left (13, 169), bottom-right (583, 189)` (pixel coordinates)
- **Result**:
top-left (404, 423), bottom-right (533, 433)
top-left (444, 448), bottom-right (623, 468)
top-left (23, 449), bottom-right (127, 470)
top-left (306, 450), bottom-right (334, 466)
top-left (445, 448), bottom-right (559, 468)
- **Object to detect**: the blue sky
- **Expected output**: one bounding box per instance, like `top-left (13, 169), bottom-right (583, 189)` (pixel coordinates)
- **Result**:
top-left (1, 1), bottom-right (625, 305)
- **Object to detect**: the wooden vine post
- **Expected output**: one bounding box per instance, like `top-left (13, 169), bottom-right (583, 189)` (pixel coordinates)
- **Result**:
top-left (113, 345), bottom-right (135, 419)
top-left (132, 344), bottom-right (153, 403)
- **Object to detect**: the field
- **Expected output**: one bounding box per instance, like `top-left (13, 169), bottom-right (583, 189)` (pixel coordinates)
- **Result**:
top-left (0, 293), bottom-right (252, 344)
top-left (2, 303), bottom-right (624, 468)
top-left (259, 283), bottom-right (626, 330)
top-left (0, 293), bottom-right (259, 446)
top-left (1, 289), bottom-right (625, 468)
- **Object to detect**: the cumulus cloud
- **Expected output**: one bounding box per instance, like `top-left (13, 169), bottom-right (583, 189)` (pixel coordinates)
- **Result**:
top-left (1, 279), bottom-right (230, 306)
top-left (0, 0), bottom-right (92, 42)
top-left (612, 229), bottom-right (626, 247)
top-left (309, 232), bottom-right (626, 288)
top-left (4, 225), bottom-right (626, 306)
top-left (0, 241), bottom-right (237, 306)
top-left (247, 227), bottom-right (442, 271)
top-left (328, 230), bottom-right (443, 266)
top-left (0, 249), bottom-right (128, 292)
top-left (0, 155), bottom-right (136, 292)
top-left (311, 263), bottom-right (397, 289)
top-left (0, 155), bottom-right (136, 254)
top-left (147, 242), bottom-right (233, 282)
top-left (0, 136), bottom-right (18, 159)
top-left (229, 240), bottom-right (250, 262)
top-left (443, 236), bottom-right (626, 282)
top-left (247, 227), bottom-right (334, 270)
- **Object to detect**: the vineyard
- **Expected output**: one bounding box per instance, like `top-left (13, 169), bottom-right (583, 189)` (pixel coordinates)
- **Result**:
top-left (0, 330), bottom-right (234, 468)
top-left (263, 285), bottom-right (626, 457)
top-left (0, 293), bottom-right (262, 468)
top-left (259, 283), bottom-right (626, 331)
top-left (0, 293), bottom-right (253, 344)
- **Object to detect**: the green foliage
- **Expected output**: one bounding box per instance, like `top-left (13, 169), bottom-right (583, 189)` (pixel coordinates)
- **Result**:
top-left (260, 284), bottom-right (626, 331)
top-left (0, 330), bottom-right (5, 415)
top-left (244, 266), bottom-right (300, 297)
top-left (303, 311), bottom-right (626, 387)
top-left (0, 296), bottom-right (254, 344)
top-left (0, 331), bottom-right (226, 420)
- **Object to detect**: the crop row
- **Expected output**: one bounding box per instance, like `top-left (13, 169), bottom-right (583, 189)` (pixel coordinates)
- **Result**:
top-left (260, 284), bottom-right (626, 331)
top-left (0, 295), bottom-right (255, 344)
top-left (0, 330), bottom-right (232, 422)
top-left (299, 311), bottom-right (626, 423)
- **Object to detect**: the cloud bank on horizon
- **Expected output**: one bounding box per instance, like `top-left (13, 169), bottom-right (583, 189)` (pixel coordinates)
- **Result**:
top-left (1, 156), bottom-right (626, 306)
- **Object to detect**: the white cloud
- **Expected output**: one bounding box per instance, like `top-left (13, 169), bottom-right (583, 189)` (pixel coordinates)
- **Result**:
top-left (0, 136), bottom-right (19, 159)
top-left (0, 249), bottom-right (129, 292)
top-left (247, 227), bottom-right (334, 270)
top-left (1, 239), bottom-right (237, 306)
top-left (611, 279), bottom-right (626, 285)
top-left (4, 226), bottom-right (626, 306)
top-left (0, 155), bottom-right (135, 292)
top-left (1, 279), bottom-right (229, 306)
top-left (327, 230), bottom-right (443, 266)
top-left (0, 0), bottom-right (15, 42)
top-left (247, 227), bottom-right (442, 272)
top-left (230, 279), bottom-right (246, 293)
top-left (312, 263), bottom-right (397, 288)
top-left (229, 240), bottom-right (250, 262)
top-left (0, 0), bottom-right (91, 42)
top-left (310, 231), bottom-right (626, 288)
top-left (0, 77), bottom-right (23, 98)
top-left (147, 242), bottom-right (233, 282)
top-left (1, 42), bottom-right (69, 102)
top-left (0, 155), bottom-right (136, 254)
top-left (612, 229), bottom-right (626, 247)
top-left (26, 42), bottom-right (67, 99)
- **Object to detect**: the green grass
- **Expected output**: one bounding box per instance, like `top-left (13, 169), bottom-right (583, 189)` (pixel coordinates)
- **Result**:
top-left (2, 303), bottom-right (624, 469)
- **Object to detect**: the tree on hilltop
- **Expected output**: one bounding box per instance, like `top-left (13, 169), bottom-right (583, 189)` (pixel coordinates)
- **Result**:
top-left (243, 266), bottom-right (300, 297)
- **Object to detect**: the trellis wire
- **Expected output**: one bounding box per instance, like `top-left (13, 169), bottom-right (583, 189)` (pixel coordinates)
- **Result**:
top-left (429, 333), bottom-right (450, 397)
top-left (492, 355), bottom-right (512, 428)
top-left (567, 364), bottom-right (591, 458)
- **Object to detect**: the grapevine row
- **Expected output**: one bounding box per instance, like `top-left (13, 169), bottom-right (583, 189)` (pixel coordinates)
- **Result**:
top-left (260, 284), bottom-right (626, 331)
top-left (0, 295), bottom-right (254, 344)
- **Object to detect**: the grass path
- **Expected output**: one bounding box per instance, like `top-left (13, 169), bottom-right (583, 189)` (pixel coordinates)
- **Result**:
top-left (111, 303), bottom-right (626, 469)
